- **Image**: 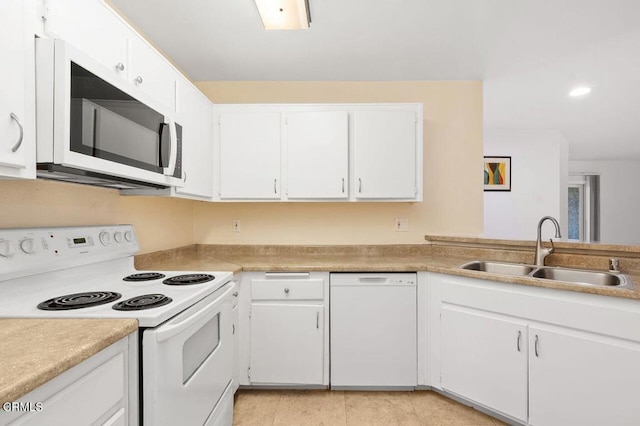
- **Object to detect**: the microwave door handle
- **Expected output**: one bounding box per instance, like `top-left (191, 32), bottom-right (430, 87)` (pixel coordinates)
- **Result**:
top-left (154, 284), bottom-right (235, 343)
top-left (163, 118), bottom-right (178, 176)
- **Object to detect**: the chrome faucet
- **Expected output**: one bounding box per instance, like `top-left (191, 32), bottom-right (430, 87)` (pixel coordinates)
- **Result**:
top-left (534, 216), bottom-right (562, 266)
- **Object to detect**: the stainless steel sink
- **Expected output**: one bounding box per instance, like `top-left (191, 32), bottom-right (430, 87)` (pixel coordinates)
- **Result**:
top-left (531, 267), bottom-right (633, 289)
top-left (459, 261), bottom-right (536, 276)
top-left (459, 260), bottom-right (634, 290)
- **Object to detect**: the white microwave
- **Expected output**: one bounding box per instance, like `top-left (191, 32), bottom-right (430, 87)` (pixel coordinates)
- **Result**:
top-left (35, 39), bottom-right (183, 189)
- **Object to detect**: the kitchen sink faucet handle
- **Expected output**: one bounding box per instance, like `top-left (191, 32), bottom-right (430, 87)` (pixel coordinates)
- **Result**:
top-left (549, 238), bottom-right (555, 254)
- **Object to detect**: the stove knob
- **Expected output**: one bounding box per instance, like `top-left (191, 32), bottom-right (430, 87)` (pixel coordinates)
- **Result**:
top-left (0, 240), bottom-right (16, 258)
top-left (114, 232), bottom-right (124, 243)
top-left (19, 238), bottom-right (36, 254)
top-left (99, 231), bottom-right (111, 246)
top-left (124, 231), bottom-right (133, 242)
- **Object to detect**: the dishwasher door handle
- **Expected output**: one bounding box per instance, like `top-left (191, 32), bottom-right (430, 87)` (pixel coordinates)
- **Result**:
top-left (357, 277), bottom-right (389, 283)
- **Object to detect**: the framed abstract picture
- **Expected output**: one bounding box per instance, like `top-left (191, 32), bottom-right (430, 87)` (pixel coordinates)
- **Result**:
top-left (484, 156), bottom-right (511, 191)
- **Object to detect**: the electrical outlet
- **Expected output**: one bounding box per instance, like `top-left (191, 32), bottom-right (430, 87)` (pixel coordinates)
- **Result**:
top-left (232, 220), bottom-right (241, 232)
top-left (395, 218), bottom-right (409, 232)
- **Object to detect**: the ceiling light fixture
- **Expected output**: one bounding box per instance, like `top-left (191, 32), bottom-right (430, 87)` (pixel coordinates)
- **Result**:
top-left (254, 0), bottom-right (311, 30)
top-left (569, 87), bottom-right (592, 97)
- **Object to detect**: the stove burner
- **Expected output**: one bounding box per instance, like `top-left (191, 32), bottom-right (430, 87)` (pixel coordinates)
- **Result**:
top-left (112, 294), bottom-right (172, 311)
top-left (163, 274), bottom-right (215, 286)
top-left (38, 291), bottom-right (122, 311)
top-left (123, 272), bottom-right (166, 282)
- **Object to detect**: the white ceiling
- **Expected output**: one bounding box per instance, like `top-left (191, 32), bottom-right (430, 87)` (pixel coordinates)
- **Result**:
top-left (109, 0), bottom-right (640, 160)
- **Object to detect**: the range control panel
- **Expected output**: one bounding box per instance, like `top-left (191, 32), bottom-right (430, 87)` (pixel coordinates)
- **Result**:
top-left (0, 225), bottom-right (139, 280)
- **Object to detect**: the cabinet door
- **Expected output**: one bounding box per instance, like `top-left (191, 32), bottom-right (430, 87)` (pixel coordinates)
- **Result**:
top-left (218, 112), bottom-right (281, 199)
top-left (46, 0), bottom-right (130, 78)
top-left (286, 111), bottom-right (348, 199)
top-left (249, 303), bottom-right (323, 384)
top-left (529, 326), bottom-right (640, 426)
top-left (0, 0), bottom-right (34, 176)
top-left (441, 306), bottom-right (528, 422)
top-left (129, 36), bottom-right (176, 111)
top-left (354, 110), bottom-right (417, 199)
top-left (176, 78), bottom-right (214, 198)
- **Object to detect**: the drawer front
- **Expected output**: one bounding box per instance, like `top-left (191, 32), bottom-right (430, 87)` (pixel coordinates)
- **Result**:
top-left (251, 279), bottom-right (324, 300)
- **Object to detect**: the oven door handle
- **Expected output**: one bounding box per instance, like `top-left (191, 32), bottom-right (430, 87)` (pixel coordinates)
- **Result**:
top-left (155, 283), bottom-right (235, 343)
top-left (163, 117), bottom-right (178, 176)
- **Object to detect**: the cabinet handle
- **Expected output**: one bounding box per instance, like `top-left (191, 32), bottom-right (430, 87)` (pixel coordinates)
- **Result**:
top-left (534, 335), bottom-right (539, 357)
top-left (9, 113), bottom-right (23, 153)
top-left (358, 178), bottom-right (362, 193)
top-left (342, 178), bottom-right (345, 193)
top-left (316, 311), bottom-right (319, 329)
top-left (232, 324), bottom-right (235, 335)
top-left (284, 288), bottom-right (290, 294)
top-left (517, 330), bottom-right (521, 352)
top-left (135, 76), bottom-right (143, 84)
top-left (274, 178), bottom-right (277, 194)
top-left (116, 62), bottom-right (125, 71)
top-left (183, 171), bottom-right (187, 182)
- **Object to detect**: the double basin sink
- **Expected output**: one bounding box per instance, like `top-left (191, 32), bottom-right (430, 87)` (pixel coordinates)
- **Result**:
top-left (459, 260), bottom-right (634, 290)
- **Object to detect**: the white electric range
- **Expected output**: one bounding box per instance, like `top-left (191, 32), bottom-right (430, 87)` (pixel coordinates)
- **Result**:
top-left (0, 225), bottom-right (236, 426)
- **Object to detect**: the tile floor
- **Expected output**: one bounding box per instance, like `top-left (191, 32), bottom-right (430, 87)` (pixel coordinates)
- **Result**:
top-left (233, 390), bottom-right (505, 426)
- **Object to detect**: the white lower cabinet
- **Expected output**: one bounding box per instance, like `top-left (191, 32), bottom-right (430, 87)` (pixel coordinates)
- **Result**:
top-left (432, 273), bottom-right (640, 425)
top-left (242, 271), bottom-right (329, 387)
top-left (441, 306), bottom-right (528, 422)
top-left (529, 326), bottom-right (640, 426)
top-left (2, 334), bottom-right (137, 426)
top-left (250, 303), bottom-right (324, 384)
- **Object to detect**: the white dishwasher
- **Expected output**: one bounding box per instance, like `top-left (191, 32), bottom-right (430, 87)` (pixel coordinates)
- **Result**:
top-left (330, 272), bottom-right (417, 389)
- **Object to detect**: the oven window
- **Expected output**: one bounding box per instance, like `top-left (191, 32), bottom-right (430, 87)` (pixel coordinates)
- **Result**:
top-left (69, 62), bottom-right (171, 173)
top-left (182, 313), bottom-right (220, 384)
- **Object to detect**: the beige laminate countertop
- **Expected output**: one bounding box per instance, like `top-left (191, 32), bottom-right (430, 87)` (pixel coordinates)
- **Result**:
top-left (136, 249), bottom-right (640, 301)
top-left (0, 318), bottom-right (137, 404)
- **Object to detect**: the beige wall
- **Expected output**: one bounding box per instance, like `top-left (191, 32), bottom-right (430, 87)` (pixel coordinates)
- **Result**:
top-left (0, 180), bottom-right (193, 253)
top-left (194, 81), bottom-right (483, 245)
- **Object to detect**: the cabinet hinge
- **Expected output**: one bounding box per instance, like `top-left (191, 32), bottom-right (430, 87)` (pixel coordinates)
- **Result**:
top-left (247, 366), bottom-right (251, 380)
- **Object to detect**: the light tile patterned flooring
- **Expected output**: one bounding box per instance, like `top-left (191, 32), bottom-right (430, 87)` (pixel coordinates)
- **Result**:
top-left (233, 390), bottom-right (505, 426)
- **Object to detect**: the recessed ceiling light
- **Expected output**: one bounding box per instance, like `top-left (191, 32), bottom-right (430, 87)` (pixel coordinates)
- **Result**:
top-left (254, 0), bottom-right (311, 30)
top-left (569, 87), bottom-right (592, 97)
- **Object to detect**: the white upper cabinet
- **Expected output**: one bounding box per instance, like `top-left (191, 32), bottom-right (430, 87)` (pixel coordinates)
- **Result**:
top-left (0, 0), bottom-right (35, 178)
top-left (354, 110), bottom-right (420, 200)
top-left (175, 78), bottom-right (214, 199)
top-left (214, 104), bottom-right (422, 202)
top-left (44, 0), bottom-right (130, 80)
top-left (286, 111), bottom-right (348, 199)
top-left (128, 36), bottom-right (176, 112)
top-left (218, 111), bottom-right (281, 200)
top-left (44, 0), bottom-right (176, 112)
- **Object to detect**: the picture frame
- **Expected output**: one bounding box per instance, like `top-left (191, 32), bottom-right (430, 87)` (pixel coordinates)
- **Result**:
top-left (484, 156), bottom-right (511, 191)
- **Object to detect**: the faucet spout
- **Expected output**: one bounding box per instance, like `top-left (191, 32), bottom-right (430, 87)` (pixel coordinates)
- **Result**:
top-left (535, 216), bottom-right (562, 266)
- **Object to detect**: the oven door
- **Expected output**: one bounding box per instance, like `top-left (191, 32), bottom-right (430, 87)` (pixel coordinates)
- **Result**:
top-left (142, 282), bottom-right (235, 426)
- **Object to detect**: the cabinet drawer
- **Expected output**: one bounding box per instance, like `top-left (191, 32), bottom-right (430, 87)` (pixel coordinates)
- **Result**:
top-left (251, 279), bottom-right (324, 300)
